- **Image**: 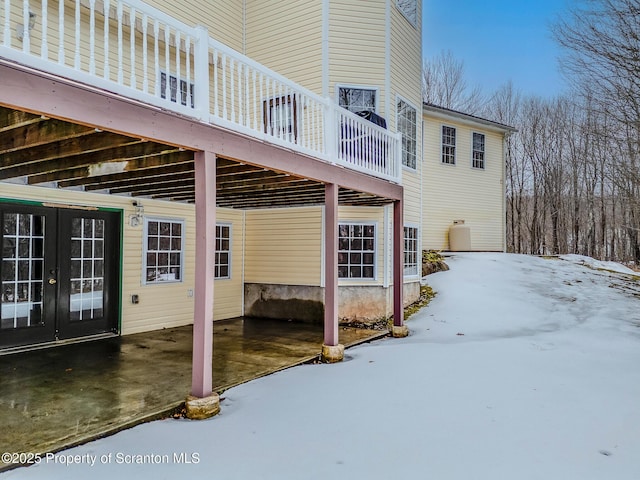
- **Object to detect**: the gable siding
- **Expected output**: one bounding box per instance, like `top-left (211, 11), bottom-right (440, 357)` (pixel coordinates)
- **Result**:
top-left (422, 115), bottom-right (506, 251)
top-left (244, 1), bottom-right (323, 94)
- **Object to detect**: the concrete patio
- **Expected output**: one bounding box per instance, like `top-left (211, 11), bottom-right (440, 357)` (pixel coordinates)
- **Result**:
top-left (0, 318), bottom-right (385, 470)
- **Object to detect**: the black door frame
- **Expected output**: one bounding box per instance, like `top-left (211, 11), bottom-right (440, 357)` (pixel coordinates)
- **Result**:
top-left (0, 200), bottom-right (121, 349)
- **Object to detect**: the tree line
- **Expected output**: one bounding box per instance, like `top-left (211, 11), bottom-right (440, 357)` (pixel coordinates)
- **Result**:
top-left (423, 0), bottom-right (640, 263)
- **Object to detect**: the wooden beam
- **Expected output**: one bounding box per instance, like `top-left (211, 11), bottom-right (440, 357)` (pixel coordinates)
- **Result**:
top-left (122, 181), bottom-right (195, 196)
top-left (0, 119), bottom-right (95, 154)
top-left (0, 131), bottom-right (128, 165)
top-left (98, 172), bottom-right (194, 193)
top-left (48, 152), bottom-right (194, 186)
top-left (70, 163), bottom-right (194, 190)
top-left (0, 140), bottom-right (172, 179)
top-left (0, 107), bottom-right (42, 131)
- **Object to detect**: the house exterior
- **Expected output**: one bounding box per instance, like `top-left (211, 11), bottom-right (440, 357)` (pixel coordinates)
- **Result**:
top-left (422, 104), bottom-right (515, 252)
top-left (0, 0), bottom-right (425, 413)
top-left (0, 0), bottom-right (509, 415)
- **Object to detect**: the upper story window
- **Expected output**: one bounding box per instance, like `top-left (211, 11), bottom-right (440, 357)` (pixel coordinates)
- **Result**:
top-left (472, 132), bottom-right (486, 169)
top-left (397, 99), bottom-right (417, 169)
top-left (144, 218), bottom-right (184, 284)
top-left (338, 87), bottom-right (377, 113)
top-left (264, 94), bottom-right (298, 142)
top-left (338, 223), bottom-right (376, 279)
top-left (160, 72), bottom-right (194, 108)
top-left (442, 125), bottom-right (456, 165)
top-left (215, 224), bottom-right (231, 279)
top-left (396, 0), bottom-right (417, 26)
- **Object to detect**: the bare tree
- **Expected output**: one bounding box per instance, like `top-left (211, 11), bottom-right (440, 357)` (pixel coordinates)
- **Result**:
top-left (422, 50), bottom-right (485, 113)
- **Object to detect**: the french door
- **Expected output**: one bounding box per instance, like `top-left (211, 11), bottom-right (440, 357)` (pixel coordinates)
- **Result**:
top-left (0, 203), bottom-right (120, 349)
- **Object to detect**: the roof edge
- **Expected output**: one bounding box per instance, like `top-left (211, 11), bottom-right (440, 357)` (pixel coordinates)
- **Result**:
top-left (422, 103), bottom-right (517, 133)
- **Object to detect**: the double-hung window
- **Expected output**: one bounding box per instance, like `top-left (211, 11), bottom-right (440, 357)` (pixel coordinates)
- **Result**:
top-left (472, 132), bottom-right (486, 169)
top-left (215, 224), bottom-right (231, 279)
top-left (442, 126), bottom-right (456, 165)
top-left (338, 223), bottom-right (376, 279)
top-left (397, 99), bottom-right (417, 169)
top-left (144, 218), bottom-right (184, 283)
top-left (404, 226), bottom-right (419, 276)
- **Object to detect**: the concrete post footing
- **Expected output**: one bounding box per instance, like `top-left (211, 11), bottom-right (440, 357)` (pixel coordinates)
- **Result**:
top-left (185, 393), bottom-right (220, 420)
top-left (391, 325), bottom-right (409, 338)
top-left (321, 343), bottom-right (345, 363)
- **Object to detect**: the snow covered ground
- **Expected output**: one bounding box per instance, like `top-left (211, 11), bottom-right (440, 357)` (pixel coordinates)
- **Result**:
top-left (4, 253), bottom-right (640, 480)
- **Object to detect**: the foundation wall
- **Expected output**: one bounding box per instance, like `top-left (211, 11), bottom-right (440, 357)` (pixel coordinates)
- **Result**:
top-left (244, 281), bottom-right (421, 325)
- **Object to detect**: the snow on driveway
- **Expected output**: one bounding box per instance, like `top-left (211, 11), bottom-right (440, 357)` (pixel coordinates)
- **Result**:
top-left (3, 253), bottom-right (640, 480)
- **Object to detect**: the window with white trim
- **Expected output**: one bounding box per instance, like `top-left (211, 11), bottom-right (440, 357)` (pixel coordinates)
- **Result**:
top-left (472, 132), bottom-right (486, 169)
top-left (160, 72), bottom-right (194, 108)
top-left (396, 0), bottom-right (417, 26)
top-left (338, 223), bottom-right (376, 279)
top-left (442, 126), bottom-right (456, 165)
top-left (144, 218), bottom-right (184, 283)
top-left (215, 224), bottom-right (231, 279)
top-left (404, 226), bottom-right (419, 276)
top-left (338, 87), bottom-right (377, 113)
top-left (398, 99), bottom-right (417, 169)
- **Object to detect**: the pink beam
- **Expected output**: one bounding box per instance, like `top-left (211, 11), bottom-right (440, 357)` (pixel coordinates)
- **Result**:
top-left (0, 62), bottom-right (402, 202)
top-left (324, 183), bottom-right (339, 346)
top-left (393, 199), bottom-right (404, 327)
top-left (191, 151), bottom-right (216, 398)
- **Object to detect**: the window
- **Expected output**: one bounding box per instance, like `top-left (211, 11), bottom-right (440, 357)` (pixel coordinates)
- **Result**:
top-left (442, 126), bottom-right (456, 165)
top-left (264, 95), bottom-right (298, 142)
top-left (144, 218), bottom-right (184, 283)
top-left (160, 72), bottom-right (194, 108)
top-left (215, 224), bottom-right (231, 279)
top-left (472, 132), bottom-right (485, 169)
top-left (404, 226), bottom-right (418, 276)
top-left (338, 223), bottom-right (375, 279)
top-left (396, 0), bottom-right (417, 26)
top-left (338, 87), bottom-right (377, 113)
top-left (398, 99), bottom-right (417, 169)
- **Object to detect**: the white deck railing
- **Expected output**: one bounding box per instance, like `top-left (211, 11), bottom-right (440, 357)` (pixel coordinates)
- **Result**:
top-left (0, 0), bottom-right (401, 183)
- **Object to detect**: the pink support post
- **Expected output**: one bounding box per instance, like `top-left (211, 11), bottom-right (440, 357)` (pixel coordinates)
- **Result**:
top-left (324, 183), bottom-right (339, 346)
top-left (191, 151), bottom-right (216, 398)
top-left (393, 199), bottom-right (404, 327)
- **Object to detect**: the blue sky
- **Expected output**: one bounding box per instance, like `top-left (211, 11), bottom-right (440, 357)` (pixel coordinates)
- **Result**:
top-left (422, 0), bottom-right (570, 98)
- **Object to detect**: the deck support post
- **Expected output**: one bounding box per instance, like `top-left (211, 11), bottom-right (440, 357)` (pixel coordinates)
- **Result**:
top-left (187, 150), bottom-right (220, 419)
top-left (391, 198), bottom-right (408, 338)
top-left (322, 183), bottom-right (344, 362)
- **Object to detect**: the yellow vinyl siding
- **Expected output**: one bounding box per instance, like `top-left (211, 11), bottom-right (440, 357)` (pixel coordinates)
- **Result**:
top-left (328, 0), bottom-right (387, 116)
top-left (244, 1), bottom-right (323, 94)
top-left (144, 0), bottom-right (243, 51)
top-left (390, 2), bottom-right (422, 123)
top-left (244, 206), bottom-right (323, 286)
top-left (422, 115), bottom-right (506, 251)
top-left (0, 183), bottom-right (245, 334)
top-left (213, 208), bottom-right (244, 321)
